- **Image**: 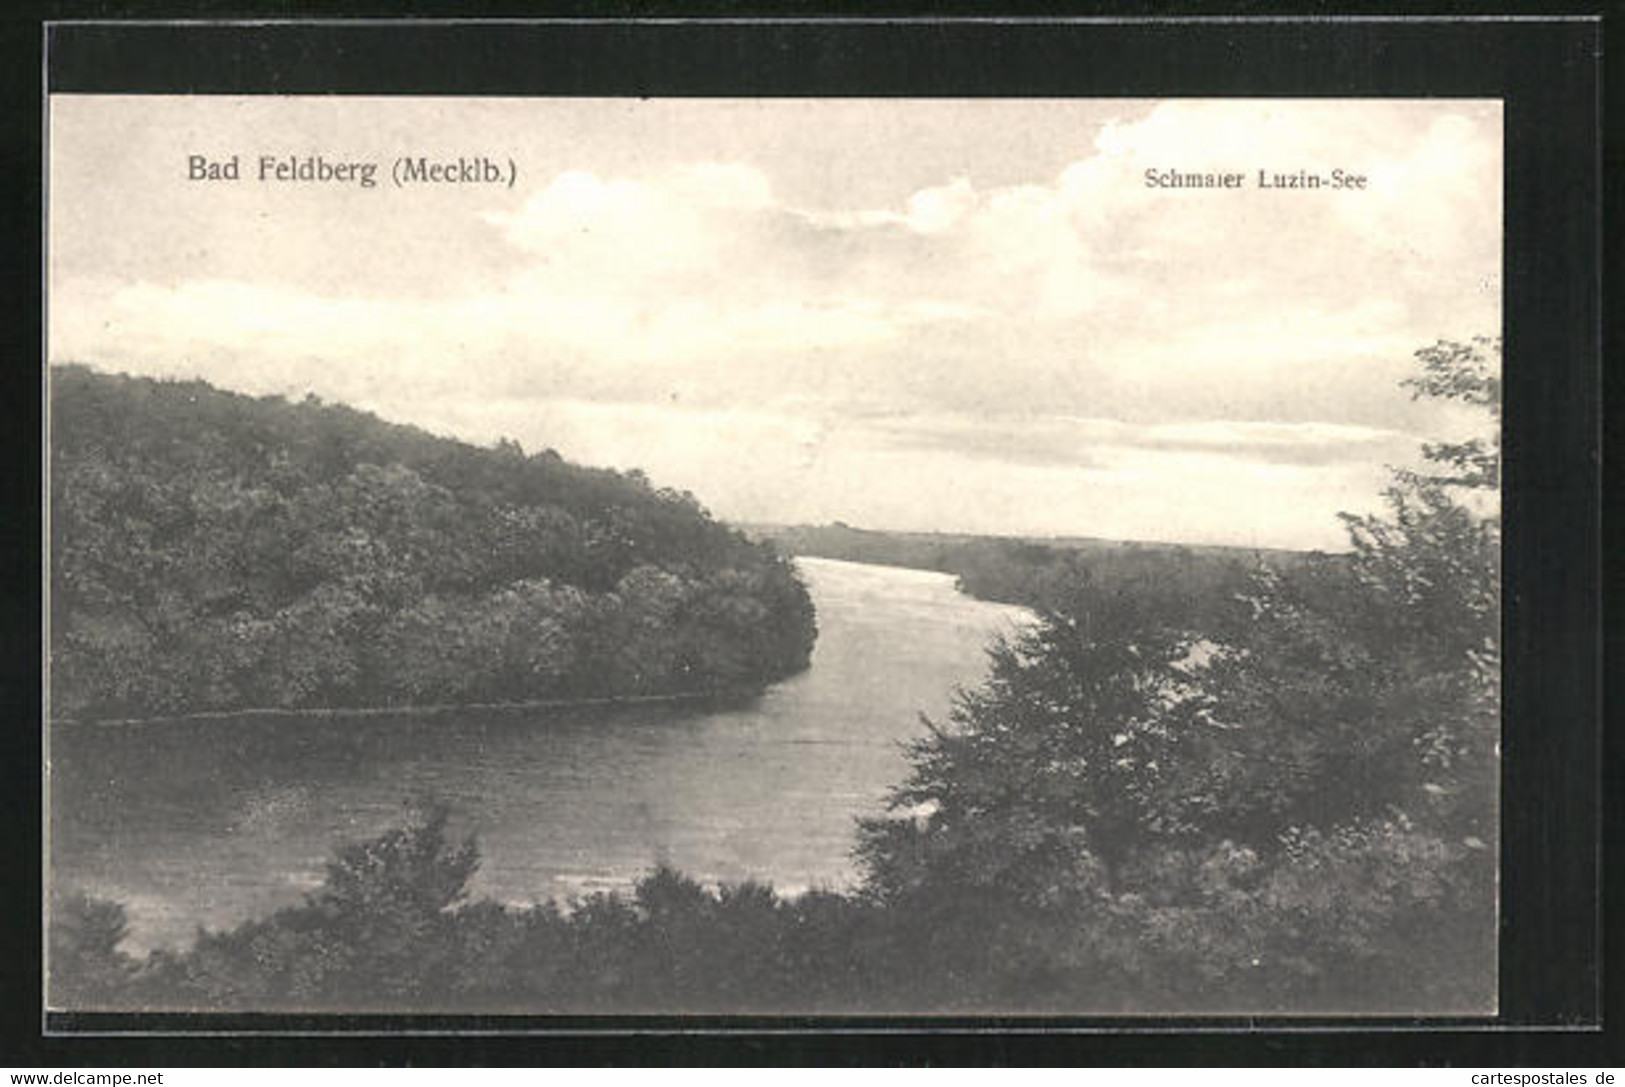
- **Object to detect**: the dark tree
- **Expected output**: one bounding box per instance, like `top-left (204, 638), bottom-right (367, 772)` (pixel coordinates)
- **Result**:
top-left (49, 366), bottom-right (817, 718)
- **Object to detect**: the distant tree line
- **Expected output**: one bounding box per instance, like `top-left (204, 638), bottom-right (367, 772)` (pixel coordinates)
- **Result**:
top-left (52, 339), bottom-right (1499, 1014)
top-left (50, 366), bottom-right (816, 720)
top-left (749, 520), bottom-right (1337, 629)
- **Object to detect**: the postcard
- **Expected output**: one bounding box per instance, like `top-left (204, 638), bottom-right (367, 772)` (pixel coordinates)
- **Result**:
top-left (46, 93), bottom-right (1502, 1017)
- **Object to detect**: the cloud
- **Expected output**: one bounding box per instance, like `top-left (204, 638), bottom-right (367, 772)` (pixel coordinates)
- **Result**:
top-left (860, 412), bottom-right (1417, 472)
top-left (56, 101), bottom-right (1500, 424)
top-left (482, 162), bottom-right (778, 282)
top-left (1131, 420), bottom-right (1417, 467)
top-left (863, 414), bottom-right (1116, 470)
top-left (49, 98), bottom-right (1500, 547)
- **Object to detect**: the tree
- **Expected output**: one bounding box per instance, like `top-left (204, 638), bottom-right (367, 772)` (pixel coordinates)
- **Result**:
top-left (143, 801), bottom-right (484, 1010)
top-left (855, 337), bottom-right (1502, 1009)
top-left (857, 572), bottom-right (1208, 905)
top-left (50, 366), bottom-right (818, 718)
top-left (49, 892), bottom-right (137, 1009)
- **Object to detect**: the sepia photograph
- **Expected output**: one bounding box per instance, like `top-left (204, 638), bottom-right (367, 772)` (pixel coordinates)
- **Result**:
top-left (45, 94), bottom-right (1502, 1017)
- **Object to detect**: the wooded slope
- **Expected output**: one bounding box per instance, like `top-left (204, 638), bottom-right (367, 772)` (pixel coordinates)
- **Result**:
top-left (50, 366), bottom-right (816, 720)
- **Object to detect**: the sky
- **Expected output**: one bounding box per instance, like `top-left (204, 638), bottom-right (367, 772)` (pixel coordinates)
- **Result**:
top-left (48, 97), bottom-right (1501, 550)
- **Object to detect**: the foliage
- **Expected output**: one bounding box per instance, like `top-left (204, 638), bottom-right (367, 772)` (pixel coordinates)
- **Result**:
top-left (56, 806), bottom-right (1485, 1014)
top-left (50, 366), bottom-right (816, 719)
top-left (49, 892), bottom-right (137, 1009)
top-left (51, 339), bottom-right (1500, 1014)
top-left (853, 337), bottom-right (1501, 1010)
top-left (54, 809), bottom-right (877, 1013)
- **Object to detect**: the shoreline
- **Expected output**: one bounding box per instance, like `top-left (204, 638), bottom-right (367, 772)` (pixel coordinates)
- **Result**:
top-left (52, 686), bottom-right (763, 728)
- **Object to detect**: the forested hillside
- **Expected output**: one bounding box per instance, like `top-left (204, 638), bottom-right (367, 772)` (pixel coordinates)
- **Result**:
top-left (49, 366), bottom-right (816, 720)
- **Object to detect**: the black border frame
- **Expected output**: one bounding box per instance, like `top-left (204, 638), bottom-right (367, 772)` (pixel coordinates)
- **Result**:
top-left (4, 9), bottom-right (1609, 1066)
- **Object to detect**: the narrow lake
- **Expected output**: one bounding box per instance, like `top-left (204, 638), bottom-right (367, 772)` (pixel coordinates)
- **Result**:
top-left (50, 557), bottom-right (1032, 953)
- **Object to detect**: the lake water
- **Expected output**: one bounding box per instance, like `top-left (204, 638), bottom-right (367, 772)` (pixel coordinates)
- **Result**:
top-left (49, 557), bottom-right (1032, 953)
